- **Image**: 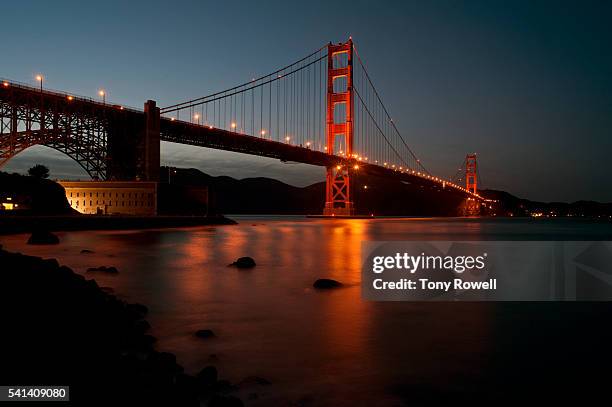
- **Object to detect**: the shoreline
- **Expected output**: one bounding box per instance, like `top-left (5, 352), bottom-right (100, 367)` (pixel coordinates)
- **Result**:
top-left (0, 214), bottom-right (236, 235)
top-left (0, 247), bottom-right (244, 406)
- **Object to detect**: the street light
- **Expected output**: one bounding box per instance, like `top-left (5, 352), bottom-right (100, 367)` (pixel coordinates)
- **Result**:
top-left (36, 75), bottom-right (43, 91)
top-left (98, 89), bottom-right (106, 104)
top-left (231, 122), bottom-right (237, 131)
top-left (194, 114), bottom-right (200, 125)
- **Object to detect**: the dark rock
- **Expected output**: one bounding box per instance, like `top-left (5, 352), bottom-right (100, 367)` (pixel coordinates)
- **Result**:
top-left (175, 373), bottom-right (199, 398)
top-left (80, 249), bottom-right (94, 254)
top-left (238, 376), bottom-right (271, 387)
top-left (313, 278), bottom-right (343, 289)
top-left (229, 256), bottom-right (256, 269)
top-left (86, 266), bottom-right (119, 274)
top-left (197, 365), bottom-right (218, 387)
top-left (27, 230), bottom-right (59, 245)
top-left (127, 303), bottom-right (149, 317)
top-left (133, 319), bottom-right (151, 333)
top-left (209, 394), bottom-right (244, 407)
top-left (195, 329), bottom-right (216, 339)
top-left (0, 248), bottom-right (207, 406)
top-left (213, 380), bottom-right (238, 394)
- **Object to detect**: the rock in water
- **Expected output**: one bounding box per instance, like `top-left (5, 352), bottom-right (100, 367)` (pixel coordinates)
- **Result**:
top-left (86, 266), bottom-right (119, 274)
top-left (27, 230), bottom-right (59, 245)
top-left (313, 278), bottom-right (343, 289)
top-left (80, 249), bottom-right (94, 254)
top-left (195, 329), bottom-right (216, 339)
top-left (229, 257), bottom-right (256, 269)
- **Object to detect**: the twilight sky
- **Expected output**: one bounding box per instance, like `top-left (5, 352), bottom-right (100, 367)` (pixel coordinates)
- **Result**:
top-left (2, 0), bottom-right (611, 202)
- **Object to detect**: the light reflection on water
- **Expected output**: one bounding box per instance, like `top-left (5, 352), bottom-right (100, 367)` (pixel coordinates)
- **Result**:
top-left (2, 217), bottom-right (612, 406)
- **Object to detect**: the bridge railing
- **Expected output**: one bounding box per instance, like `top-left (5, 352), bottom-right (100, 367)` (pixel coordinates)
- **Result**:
top-left (0, 77), bottom-right (142, 114)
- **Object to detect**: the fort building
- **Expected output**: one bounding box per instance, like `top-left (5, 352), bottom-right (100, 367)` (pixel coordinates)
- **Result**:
top-left (59, 181), bottom-right (157, 215)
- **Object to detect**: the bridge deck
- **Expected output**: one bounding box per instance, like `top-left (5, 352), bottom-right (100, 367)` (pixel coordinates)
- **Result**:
top-left (1, 79), bottom-right (481, 201)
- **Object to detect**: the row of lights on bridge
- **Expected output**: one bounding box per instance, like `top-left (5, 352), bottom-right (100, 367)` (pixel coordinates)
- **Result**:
top-left (327, 161), bottom-right (480, 198)
top-left (173, 112), bottom-right (480, 198)
top-left (2, 75), bottom-right (115, 108)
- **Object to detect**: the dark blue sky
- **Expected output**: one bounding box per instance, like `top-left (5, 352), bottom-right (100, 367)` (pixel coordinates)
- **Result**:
top-left (2, 0), bottom-right (611, 202)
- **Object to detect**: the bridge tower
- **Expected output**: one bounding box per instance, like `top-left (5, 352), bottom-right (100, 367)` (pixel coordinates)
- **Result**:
top-left (324, 38), bottom-right (355, 216)
top-left (465, 153), bottom-right (477, 194)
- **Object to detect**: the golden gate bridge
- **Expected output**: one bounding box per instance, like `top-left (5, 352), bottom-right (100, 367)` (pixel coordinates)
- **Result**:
top-left (0, 38), bottom-right (484, 216)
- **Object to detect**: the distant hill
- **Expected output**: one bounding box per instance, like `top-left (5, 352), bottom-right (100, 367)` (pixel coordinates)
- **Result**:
top-left (480, 189), bottom-right (612, 218)
top-left (159, 167), bottom-right (472, 216)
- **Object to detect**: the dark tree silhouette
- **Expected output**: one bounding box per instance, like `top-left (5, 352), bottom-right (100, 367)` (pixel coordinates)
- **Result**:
top-left (28, 164), bottom-right (50, 179)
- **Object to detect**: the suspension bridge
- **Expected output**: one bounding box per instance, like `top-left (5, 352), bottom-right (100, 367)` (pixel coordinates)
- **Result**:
top-left (0, 38), bottom-right (484, 216)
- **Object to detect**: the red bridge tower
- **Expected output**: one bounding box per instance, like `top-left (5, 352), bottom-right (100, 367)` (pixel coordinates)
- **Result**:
top-left (465, 153), bottom-right (477, 194)
top-left (324, 39), bottom-right (354, 216)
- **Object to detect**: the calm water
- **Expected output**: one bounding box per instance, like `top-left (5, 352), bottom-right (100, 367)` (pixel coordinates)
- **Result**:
top-left (2, 217), bottom-right (612, 406)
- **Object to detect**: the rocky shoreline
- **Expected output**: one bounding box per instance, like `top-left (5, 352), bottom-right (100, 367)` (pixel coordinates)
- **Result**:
top-left (0, 214), bottom-right (236, 235)
top-left (0, 247), bottom-right (243, 406)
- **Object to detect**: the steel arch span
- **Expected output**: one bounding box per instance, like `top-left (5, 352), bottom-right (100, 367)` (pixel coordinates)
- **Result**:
top-left (0, 81), bottom-right (159, 181)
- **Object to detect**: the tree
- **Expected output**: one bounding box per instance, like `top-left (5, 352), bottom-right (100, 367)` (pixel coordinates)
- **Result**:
top-left (28, 164), bottom-right (50, 179)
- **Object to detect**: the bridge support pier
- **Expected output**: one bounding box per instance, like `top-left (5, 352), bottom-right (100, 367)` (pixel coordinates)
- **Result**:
top-left (323, 165), bottom-right (354, 216)
top-left (142, 100), bottom-right (160, 181)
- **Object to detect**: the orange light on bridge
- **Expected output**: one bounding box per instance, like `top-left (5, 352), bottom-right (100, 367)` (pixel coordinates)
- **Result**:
top-left (171, 117), bottom-right (176, 121)
top-left (261, 129), bottom-right (266, 136)
top-left (2, 81), bottom-right (8, 87)
top-left (285, 136), bottom-right (290, 142)
top-left (336, 165), bottom-right (342, 170)
top-left (231, 122), bottom-right (237, 129)
top-left (305, 141), bottom-right (311, 147)
top-left (353, 165), bottom-right (359, 170)
top-left (36, 75), bottom-right (44, 91)
top-left (67, 95), bottom-right (74, 101)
